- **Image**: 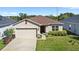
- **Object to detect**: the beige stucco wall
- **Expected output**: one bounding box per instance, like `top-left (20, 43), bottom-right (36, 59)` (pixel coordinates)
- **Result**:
top-left (58, 26), bottom-right (63, 31)
top-left (46, 26), bottom-right (52, 32)
top-left (14, 21), bottom-right (40, 34)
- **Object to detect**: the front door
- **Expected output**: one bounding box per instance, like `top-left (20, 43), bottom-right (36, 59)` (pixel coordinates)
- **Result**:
top-left (40, 26), bottom-right (46, 33)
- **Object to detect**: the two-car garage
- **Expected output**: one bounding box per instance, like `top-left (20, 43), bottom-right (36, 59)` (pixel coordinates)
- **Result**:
top-left (13, 20), bottom-right (38, 39)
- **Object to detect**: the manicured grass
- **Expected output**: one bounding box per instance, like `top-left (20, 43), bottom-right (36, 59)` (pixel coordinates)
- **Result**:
top-left (36, 35), bottom-right (79, 51)
top-left (0, 39), bottom-right (5, 50)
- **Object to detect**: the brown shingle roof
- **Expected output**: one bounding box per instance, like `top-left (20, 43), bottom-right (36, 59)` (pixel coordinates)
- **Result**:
top-left (29, 16), bottom-right (62, 26)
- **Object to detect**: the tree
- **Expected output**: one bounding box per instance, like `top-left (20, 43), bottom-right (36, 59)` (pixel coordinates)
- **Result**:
top-left (24, 15), bottom-right (36, 18)
top-left (45, 15), bottom-right (57, 21)
top-left (9, 16), bottom-right (20, 21)
top-left (9, 13), bottom-right (27, 21)
top-left (19, 13), bottom-right (27, 20)
top-left (58, 13), bottom-right (75, 21)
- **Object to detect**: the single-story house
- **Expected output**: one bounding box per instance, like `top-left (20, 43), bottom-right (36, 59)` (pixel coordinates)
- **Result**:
top-left (0, 16), bottom-right (16, 39)
top-left (14, 16), bottom-right (63, 38)
top-left (61, 15), bottom-right (79, 35)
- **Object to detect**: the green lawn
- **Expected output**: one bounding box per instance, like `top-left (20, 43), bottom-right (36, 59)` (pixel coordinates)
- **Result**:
top-left (36, 35), bottom-right (79, 51)
top-left (0, 39), bottom-right (5, 50)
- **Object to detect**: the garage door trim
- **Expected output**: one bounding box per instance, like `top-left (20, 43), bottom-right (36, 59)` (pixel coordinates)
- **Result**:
top-left (16, 28), bottom-right (37, 37)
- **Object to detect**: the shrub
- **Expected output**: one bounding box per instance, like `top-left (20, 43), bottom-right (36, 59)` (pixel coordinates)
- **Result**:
top-left (4, 28), bottom-right (14, 38)
top-left (3, 28), bottom-right (15, 44)
top-left (48, 31), bottom-right (53, 35)
top-left (68, 40), bottom-right (73, 43)
top-left (48, 30), bottom-right (67, 36)
top-left (61, 30), bottom-right (67, 36)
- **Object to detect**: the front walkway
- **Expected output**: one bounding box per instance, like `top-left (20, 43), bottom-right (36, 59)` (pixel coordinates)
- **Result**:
top-left (2, 38), bottom-right (37, 51)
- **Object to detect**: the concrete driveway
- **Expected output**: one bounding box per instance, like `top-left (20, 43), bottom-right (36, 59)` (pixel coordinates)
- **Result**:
top-left (2, 38), bottom-right (37, 51)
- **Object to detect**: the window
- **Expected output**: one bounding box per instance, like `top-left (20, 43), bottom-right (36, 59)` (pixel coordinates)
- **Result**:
top-left (25, 20), bottom-right (27, 24)
top-left (52, 26), bottom-right (55, 31)
top-left (52, 26), bottom-right (58, 31)
top-left (55, 26), bottom-right (58, 31)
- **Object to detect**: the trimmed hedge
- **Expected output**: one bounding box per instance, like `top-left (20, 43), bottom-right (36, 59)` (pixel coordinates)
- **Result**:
top-left (48, 30), bottom-right (67, 36)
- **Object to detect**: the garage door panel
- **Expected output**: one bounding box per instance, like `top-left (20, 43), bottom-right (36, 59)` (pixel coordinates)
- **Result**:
top-left (15, 29), bottom-right (36, 39)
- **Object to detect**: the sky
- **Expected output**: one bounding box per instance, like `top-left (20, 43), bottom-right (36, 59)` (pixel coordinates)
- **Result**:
top-left (0, 7), bottom-right (79, 16)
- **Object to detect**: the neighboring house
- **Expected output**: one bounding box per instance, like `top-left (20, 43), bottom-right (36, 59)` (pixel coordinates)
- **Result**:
top-left (14, 16), bottom-right (63, 38)
top-left (61, 15), bottom-right (79, 35)
top-left (0, 16), bottom-right (16, 39)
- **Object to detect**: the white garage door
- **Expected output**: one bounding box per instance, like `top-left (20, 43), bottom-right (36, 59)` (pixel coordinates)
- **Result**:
top-left (15, 28), bottom-right (37, 39)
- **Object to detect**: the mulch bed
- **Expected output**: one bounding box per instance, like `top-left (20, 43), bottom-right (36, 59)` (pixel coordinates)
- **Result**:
top-left (3, 34), bottom-right (15, 45)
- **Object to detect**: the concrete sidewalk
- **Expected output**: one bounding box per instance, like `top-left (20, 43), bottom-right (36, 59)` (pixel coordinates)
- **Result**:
top-left (2, 38), bottom-right (37, 51)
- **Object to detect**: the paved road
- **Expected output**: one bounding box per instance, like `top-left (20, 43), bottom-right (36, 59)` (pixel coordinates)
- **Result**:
top-left (2, 38), bottom-right (37, 51)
